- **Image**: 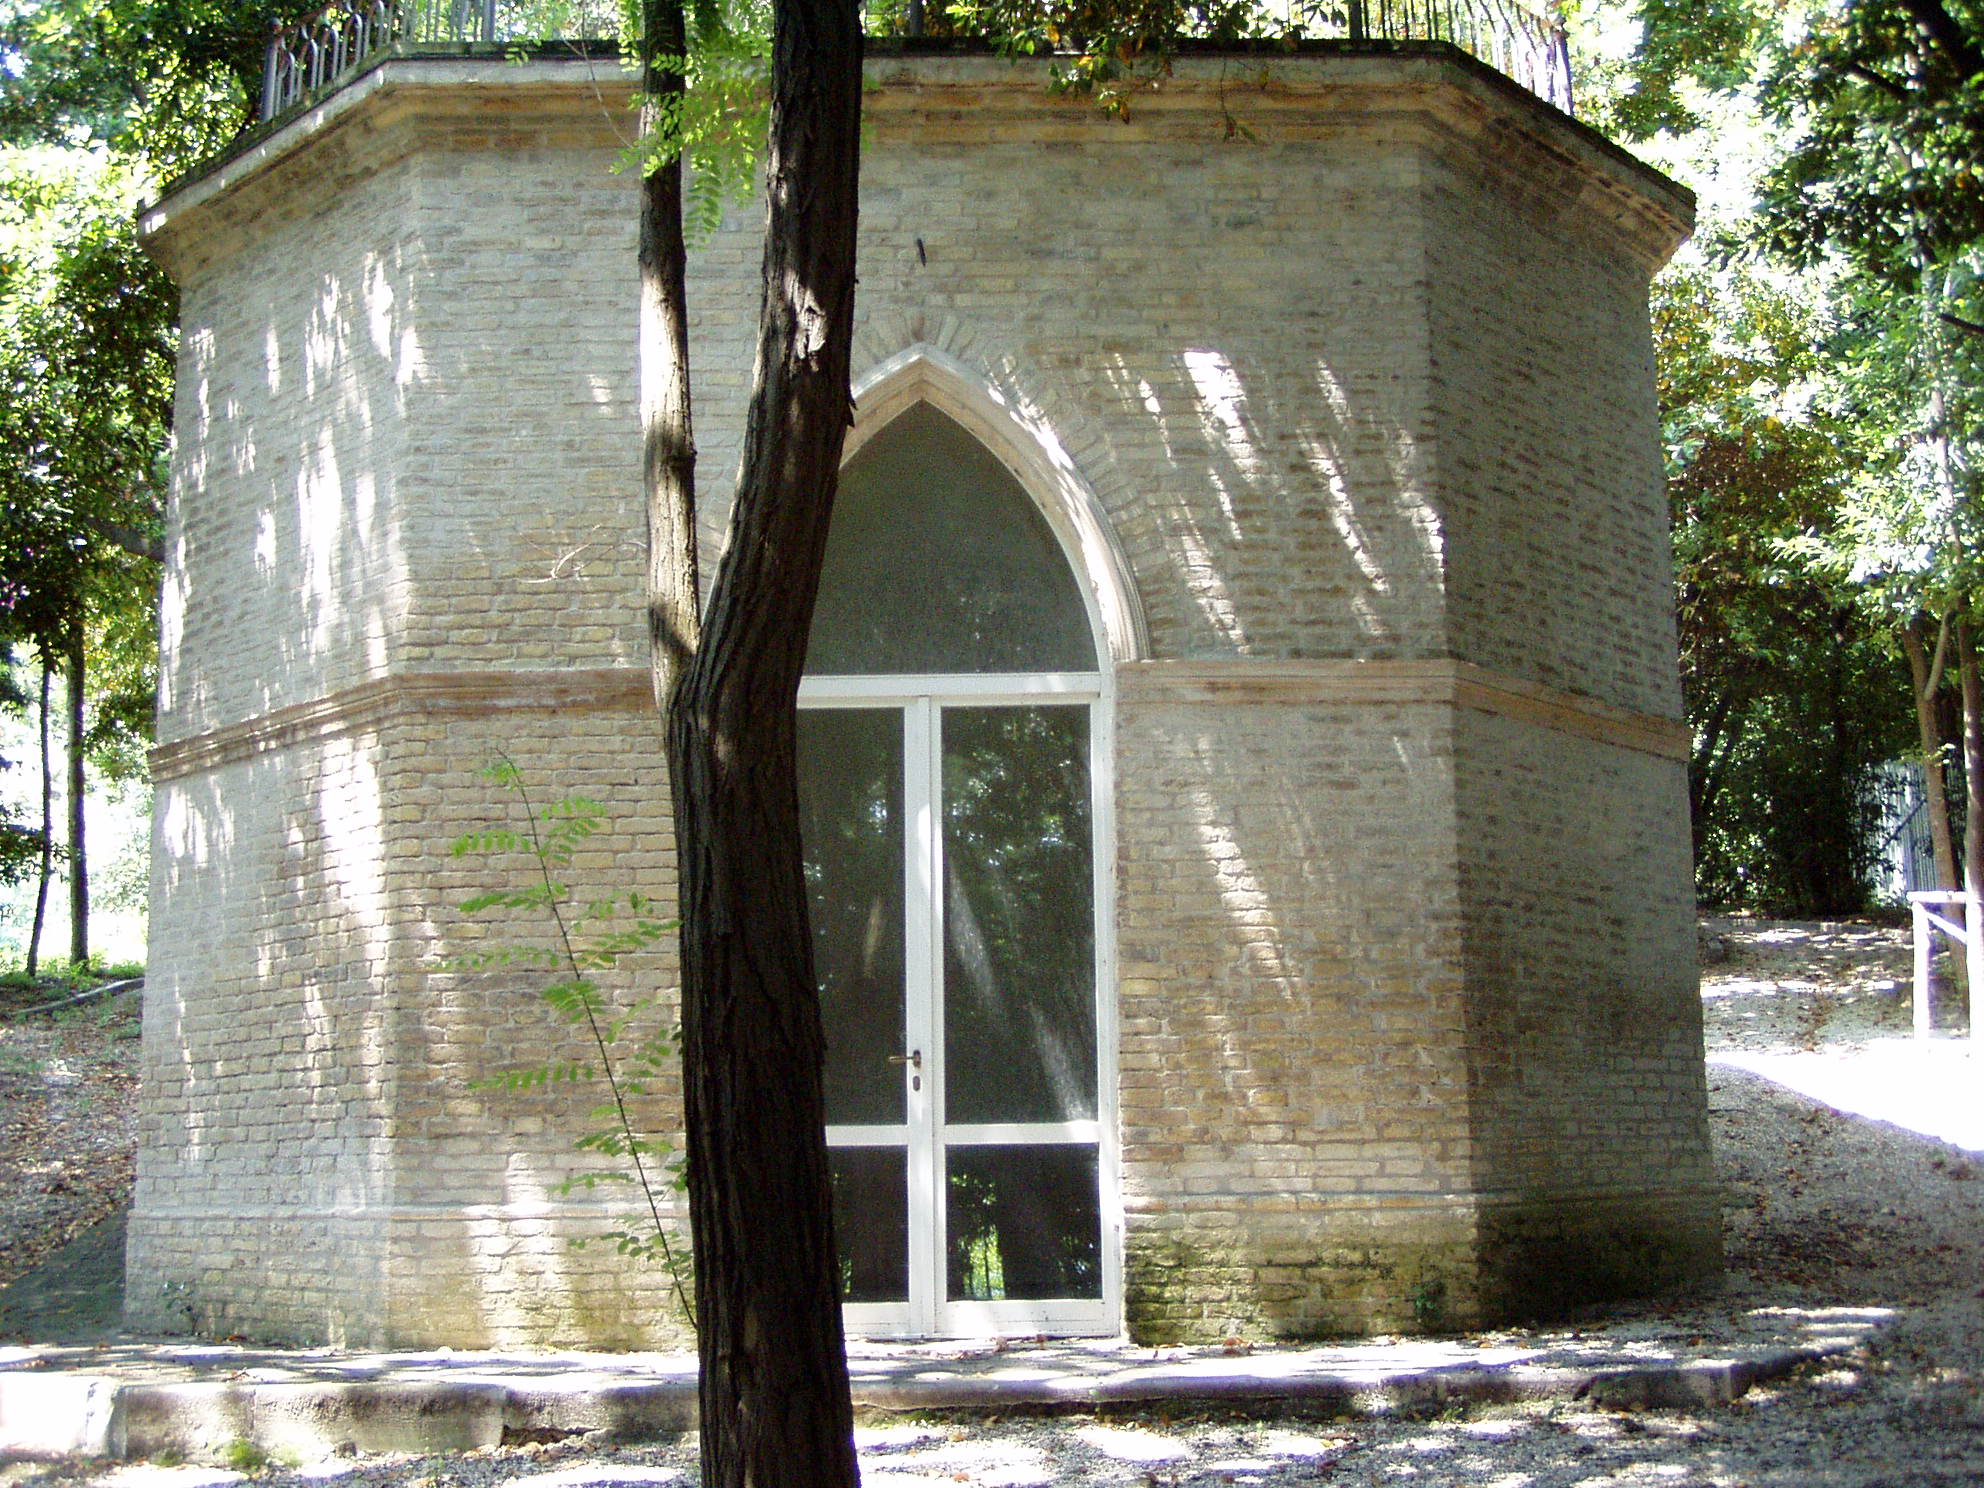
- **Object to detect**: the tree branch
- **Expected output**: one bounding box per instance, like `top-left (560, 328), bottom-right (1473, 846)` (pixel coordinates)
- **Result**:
top-left (80, 514), bottom-right (163, 563)
top-left (1898, 0), bottom-right (1984, 81)
top-left (640, 0), bottom-right (700, 711)
top-left (1845, 60), bottom-right (1912, 98)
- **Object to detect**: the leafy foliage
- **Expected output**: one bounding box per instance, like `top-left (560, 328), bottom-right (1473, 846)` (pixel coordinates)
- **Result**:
top-left (1657, 267), bottom-right (1917, 911)
top-left (0, 155), bottom-right (170, 655)
top-left (944, 0), bottom-right (1335, 113)
top-left (1579, 0), bottom-right (1766, 140)
top-left (628, 18), bottom-right (772, 243)
top-left (1592, 0), bottom-right (1983, 288)
top-left (443, 756), bottom-right (693, 1319)
top-left (0, 0), bottom-right (275, 171)
top-left (1753, 0), bottom-right (1984, 285)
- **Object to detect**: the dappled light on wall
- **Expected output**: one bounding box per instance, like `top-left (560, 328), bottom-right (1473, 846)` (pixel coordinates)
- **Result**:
top-left (1183, 347), bottom-right (1265, 527)
top-left (131, 47), bottom-right (1703, 1345)
top-left (1108, 359), bottom-right (1249, 652)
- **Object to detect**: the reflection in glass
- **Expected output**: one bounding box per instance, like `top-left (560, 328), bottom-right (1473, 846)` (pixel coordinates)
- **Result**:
top-left (943, 706), bottom-right (1096, 1124)
top-left (830, 1147), bottom-right (909, 1303)
top-left (806, 404), bottom-right (1097, 676)
top-left (946, 1145), bottom-right (1101, 1301)
top-left (797, 710), bottom-right (906, 1126)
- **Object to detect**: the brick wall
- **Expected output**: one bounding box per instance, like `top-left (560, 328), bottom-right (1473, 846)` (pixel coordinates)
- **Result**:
top-left (1114, 688), bottom-right (1474, 1337)
top-left (134, 50), bottom-right (1710, 1346)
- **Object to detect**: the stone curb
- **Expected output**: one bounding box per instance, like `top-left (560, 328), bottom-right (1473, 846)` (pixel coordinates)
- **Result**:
top-left (0, 1345), bottom-right (1837, 1464)
top-left (848, 1346), bottom-right (1827, 1414)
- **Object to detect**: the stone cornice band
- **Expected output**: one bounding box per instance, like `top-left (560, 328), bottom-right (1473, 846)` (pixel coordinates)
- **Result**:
top-left (150, 659), bottom-right (1687, 783)
top-left (1124, 659), bottom-right (1690, 759)
top-left (141, 54), bottom-right (1689, 282)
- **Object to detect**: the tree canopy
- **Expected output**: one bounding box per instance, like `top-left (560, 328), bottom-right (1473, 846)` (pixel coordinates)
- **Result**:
top-left (0, 147), bottom-right (172, 958)
top-left (1588, 0), bottom-right (1984, 912)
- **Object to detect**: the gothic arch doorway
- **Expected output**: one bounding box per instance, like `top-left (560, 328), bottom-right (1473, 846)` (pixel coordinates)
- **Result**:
top-left (798, 395), bottom-right (1121, 1337)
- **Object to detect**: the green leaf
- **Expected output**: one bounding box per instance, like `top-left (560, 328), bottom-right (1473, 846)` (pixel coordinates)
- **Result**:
top-left (449, 828), bottom-right (526, 857)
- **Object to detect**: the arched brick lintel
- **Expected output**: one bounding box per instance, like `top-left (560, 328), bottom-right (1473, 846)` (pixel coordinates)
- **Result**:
top-left (849, 343), bottom-right (1152, 668)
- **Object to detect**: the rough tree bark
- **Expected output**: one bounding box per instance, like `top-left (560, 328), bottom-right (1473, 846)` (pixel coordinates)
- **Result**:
top-left (1901, 614), bottom-right (1960, 893)
top-left (641, 0), bottom-right (699, 708)
top-left (657, 0), bottom-right (865, 1482)
top-left (65, 629), bottom-right (86, 967)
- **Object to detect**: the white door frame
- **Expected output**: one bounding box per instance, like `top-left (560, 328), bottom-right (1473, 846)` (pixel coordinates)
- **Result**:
top-left (800, 672), bottom-right (1120, 1339)
top-left (814, 353), bottom-right (1145, 1339)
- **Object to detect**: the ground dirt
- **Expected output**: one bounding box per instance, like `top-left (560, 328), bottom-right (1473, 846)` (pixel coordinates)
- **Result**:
top-left (0, 921), bottom-right (1980, 1485)
top-left (0, 978), bottom-right (137, 1338)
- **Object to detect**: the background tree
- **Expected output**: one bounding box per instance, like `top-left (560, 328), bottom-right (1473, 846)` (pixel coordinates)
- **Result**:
top-left (1748, 0), bottom-right (1984, 920)
top-left (1782, 265), bottom-right (1984, 901)
top-left (1657, 266), bottom-right (1917, 912)
top-left (0, 153), bottom-right (172, 965)
top-left (1584, 0), bottom-right (1983, 911)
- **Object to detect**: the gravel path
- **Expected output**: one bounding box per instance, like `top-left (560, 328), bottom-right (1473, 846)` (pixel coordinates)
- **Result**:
top-left (3, 920), bottom-right (1981, 1486)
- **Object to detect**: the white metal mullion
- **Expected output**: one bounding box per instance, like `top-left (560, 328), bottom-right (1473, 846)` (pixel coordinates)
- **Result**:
top-left (796, 690), bottom-right (902, 711)
top-left (824, 1124), bottom-right (910, 1147)
top-left (942, 1120), bottom-right (1102, 1146)
top-left (903, 697), bottom-right (941, 1334)
top-left (800, 672), bottom-right (1102, 704)
top-left (804, 673), bottom-right (1116, 1337)
top-left (1090, 692), bottom-right (1124, 1332)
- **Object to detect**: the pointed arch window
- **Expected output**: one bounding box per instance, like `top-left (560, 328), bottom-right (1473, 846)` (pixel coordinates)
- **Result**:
top-left (798, 395), bottom-right (1118, 1338)
top-left (806, 403), bottom-right (1098, 676)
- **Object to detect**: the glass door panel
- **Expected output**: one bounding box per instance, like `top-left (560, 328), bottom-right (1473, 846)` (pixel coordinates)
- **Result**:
top-left (945, 1145), bottom-right (1102, 1301)
top-left (829, 1147), bottom-right (910, 1303)
top-left (938, 704), bottom-right (1102, 1323)
top-left (797, 709), bottom-right (907, 1127)
top-left (800, 707), bottom-right (918, 1327)
top-left (941, 706), bottom-right (1096, 1125)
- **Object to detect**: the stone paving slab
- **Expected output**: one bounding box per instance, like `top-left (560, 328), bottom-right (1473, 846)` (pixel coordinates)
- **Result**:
top-left (0, 1303), bottom-right (1891, 1464)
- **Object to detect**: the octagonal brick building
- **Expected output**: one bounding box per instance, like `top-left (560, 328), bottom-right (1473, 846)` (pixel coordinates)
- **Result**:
top-left (131, 43), bottom-right (1717, 1348)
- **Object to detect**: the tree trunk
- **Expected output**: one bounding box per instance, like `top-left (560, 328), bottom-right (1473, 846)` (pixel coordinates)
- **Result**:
top-left (1899, 0), bottom-right (1984, 79)
top-left (1692, 695), bottom-right (1749, 837)
top-left (662, 0), bottom-right (863, 1483)
top-left (66, 628), bottom-right (87, 968)
top-left (1902, 614), bottom-right (1960, 891)
top-left (27, 659), bottom-right (52, 978)
top-left (641, 0), bottom-right (699, 710)
top-left (1958, 619), bottom-right (1984, 963)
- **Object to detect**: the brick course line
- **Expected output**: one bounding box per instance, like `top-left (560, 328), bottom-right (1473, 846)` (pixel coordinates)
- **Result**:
top-left (150, 658), bottom-right (1686, 785)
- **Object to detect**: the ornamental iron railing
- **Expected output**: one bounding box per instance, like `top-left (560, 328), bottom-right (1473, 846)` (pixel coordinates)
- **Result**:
top-left (1335, 0), bottom-right (1571, 112)
top-left (261, 0), bottom-right (1571, 122)
top-left (261, 0), bottom-right (621, 118)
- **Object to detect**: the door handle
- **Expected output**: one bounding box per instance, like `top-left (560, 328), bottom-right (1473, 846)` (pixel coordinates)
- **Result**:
top-left (886, 1049), bottom-right (923, 1069)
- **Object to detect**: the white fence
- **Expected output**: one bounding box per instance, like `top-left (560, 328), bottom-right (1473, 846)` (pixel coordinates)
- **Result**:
top-left (1908, 889), bottom-right (1981, 1048)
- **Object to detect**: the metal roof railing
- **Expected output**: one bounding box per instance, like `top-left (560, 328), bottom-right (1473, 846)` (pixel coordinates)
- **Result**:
top-left (260, 0), bottom-right (1572, 124)
top-left (1340, 0), bottom-right (1571, 112)
top-left (260, 0), bottom-right (621, 119)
